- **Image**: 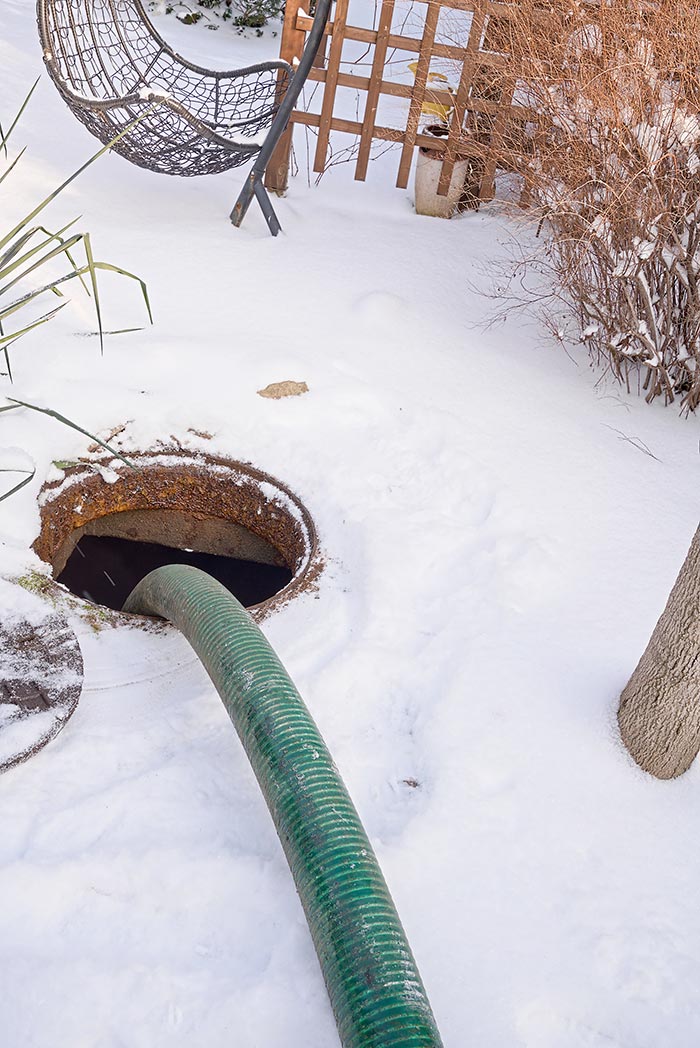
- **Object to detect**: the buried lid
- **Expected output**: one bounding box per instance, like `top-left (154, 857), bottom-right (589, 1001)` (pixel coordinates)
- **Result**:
top-left (0, 609), bottom-right (83, 773)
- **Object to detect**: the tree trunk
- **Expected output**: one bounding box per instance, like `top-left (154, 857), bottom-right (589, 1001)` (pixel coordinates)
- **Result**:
top-left (618, 524), bottom-right (700, 779)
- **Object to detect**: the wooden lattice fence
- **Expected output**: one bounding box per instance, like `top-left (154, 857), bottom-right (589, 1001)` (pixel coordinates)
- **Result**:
top-left (265, 0), bottom-right (531, 202)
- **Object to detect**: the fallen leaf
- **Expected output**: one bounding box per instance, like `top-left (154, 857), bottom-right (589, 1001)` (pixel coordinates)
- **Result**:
top-left (257, 380), bottom-right (309, 400)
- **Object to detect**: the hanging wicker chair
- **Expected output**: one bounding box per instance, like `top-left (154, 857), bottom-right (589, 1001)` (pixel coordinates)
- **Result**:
top-left (36, 0), bottom-right (332, 234)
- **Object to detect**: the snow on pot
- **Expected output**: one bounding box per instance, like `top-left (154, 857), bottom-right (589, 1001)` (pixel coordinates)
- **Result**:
top-left (414, 124), bottom-right (470, 219)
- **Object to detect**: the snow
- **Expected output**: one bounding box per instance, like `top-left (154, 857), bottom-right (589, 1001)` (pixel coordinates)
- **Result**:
top-left (97, 465), bottom-right (120, 484)
top-left (2, 1), bottom-right (700, 1046)
top-left (138, 86), bottom-right (174, 101)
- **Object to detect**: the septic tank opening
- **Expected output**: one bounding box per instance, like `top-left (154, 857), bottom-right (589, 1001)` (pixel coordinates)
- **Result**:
top-left (57, 534), bottom-right (294, 611)
top-left (34, 451), bottom-right (320, 620)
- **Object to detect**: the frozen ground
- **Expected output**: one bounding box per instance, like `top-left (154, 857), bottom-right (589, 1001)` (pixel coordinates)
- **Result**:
top-left (2, 1), bottom-right (700, 1045)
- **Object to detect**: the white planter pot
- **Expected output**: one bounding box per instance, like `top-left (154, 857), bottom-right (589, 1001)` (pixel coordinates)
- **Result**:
top-left (414, 148), bottom-right (470, 219)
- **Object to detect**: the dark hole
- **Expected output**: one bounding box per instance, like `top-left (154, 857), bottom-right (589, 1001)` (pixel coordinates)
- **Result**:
top-left (57, 535), bottom-right (294, 612)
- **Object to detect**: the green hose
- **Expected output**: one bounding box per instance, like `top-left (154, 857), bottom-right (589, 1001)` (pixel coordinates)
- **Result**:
top-left (124, 565), bottom-right (443, 1048)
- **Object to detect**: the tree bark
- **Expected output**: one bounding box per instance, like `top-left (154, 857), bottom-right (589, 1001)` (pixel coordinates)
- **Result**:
top-left (618, 524), bottom-right (700, 779)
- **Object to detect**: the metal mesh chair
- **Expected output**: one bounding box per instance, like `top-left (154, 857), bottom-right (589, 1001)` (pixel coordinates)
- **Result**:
top-left (36, 0), bottom-right (332, 234)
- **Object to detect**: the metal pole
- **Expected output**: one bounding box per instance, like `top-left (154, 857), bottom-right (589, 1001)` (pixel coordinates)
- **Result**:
top-left (231, 0), bottom-right (333, 234)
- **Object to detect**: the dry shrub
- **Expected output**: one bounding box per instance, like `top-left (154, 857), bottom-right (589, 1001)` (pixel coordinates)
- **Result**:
top-left (508, 0), bottom-right (700, 410)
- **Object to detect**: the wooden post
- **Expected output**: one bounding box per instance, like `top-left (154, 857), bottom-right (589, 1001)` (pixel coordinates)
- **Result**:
top-left (265, 0), bottom-right (309, 195)
top-left (436, 1), bottom-right (487, 196)
top-left (313, 0), bottom-right (350, 173)
top-left (396, 0), bottom-right (441, 190)
top-left (355, 0), bottom-right (395, 181)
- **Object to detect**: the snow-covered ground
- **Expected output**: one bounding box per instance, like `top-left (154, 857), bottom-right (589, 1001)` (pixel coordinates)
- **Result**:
top-left (3, 1), bottom-right (700, 1045)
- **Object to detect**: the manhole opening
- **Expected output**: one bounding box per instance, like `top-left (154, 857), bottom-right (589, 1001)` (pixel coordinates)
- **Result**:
top-left (34, 452), bottom-right (320, 620)
top-left (57, 534), bottom-right (294, 612)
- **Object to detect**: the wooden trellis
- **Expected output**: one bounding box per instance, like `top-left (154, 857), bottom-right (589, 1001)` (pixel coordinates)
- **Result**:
top-left (265, 0), bottom-right (527, 201)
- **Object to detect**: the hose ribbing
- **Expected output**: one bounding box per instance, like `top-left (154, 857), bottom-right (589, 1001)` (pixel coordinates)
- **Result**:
top-left (124, 565), bottom-right (442, 1048)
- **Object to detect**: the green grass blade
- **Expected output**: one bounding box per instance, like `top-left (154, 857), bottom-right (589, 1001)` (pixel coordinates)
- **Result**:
top-left (2, 259), bottom-right (152, 334)
top-left (0, 146), bottom-right (27, 188)
top-left (48, 221), bottom-right (90, 296)
top-left (0, 219), bottom-right (80, 274)
top-left (0, 233), bottom-right (84, 297)
top-left (0, 233), bottom-right (85, 298)
top-left (0, 79), bottom-right (39, 158)
top-left (0, 465), bottom-right (36, 503)
top-left (0, 302), bottom-right (67, 345)
top-left (0, 225), bottom-right (47, 270)
top-left (5, 397), bottom-right (136, 469)
top-left (78, 326), bottom-right (144, 337)
top-left (0, 270), bottom-right (91, 321)
top-left (0, 318), bottom-right (14, 382)
top-left (0, 219), bottom-right (81, 277)
top-left (90, 260), bottom-right (153, 324)
top-left (81, 232), bottom-right (104, 354)
top-left (0, 318), bottom-right (10, 382)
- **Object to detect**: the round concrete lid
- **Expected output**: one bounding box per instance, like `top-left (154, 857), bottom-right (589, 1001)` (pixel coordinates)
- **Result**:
top-left (0, 609), bottom-right (83, 772)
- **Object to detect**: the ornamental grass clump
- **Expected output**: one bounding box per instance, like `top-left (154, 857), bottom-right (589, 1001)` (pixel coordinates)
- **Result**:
top-left (510, 0), bottom-right (700, 411)
top-left (0, 82), bottom-right (149, 500)
top-left (1, 80), bottom-right (151, 376)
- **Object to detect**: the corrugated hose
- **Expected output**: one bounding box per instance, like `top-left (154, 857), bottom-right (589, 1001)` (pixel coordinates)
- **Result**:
top-left (124, 565), bottom-right (443, 1048)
